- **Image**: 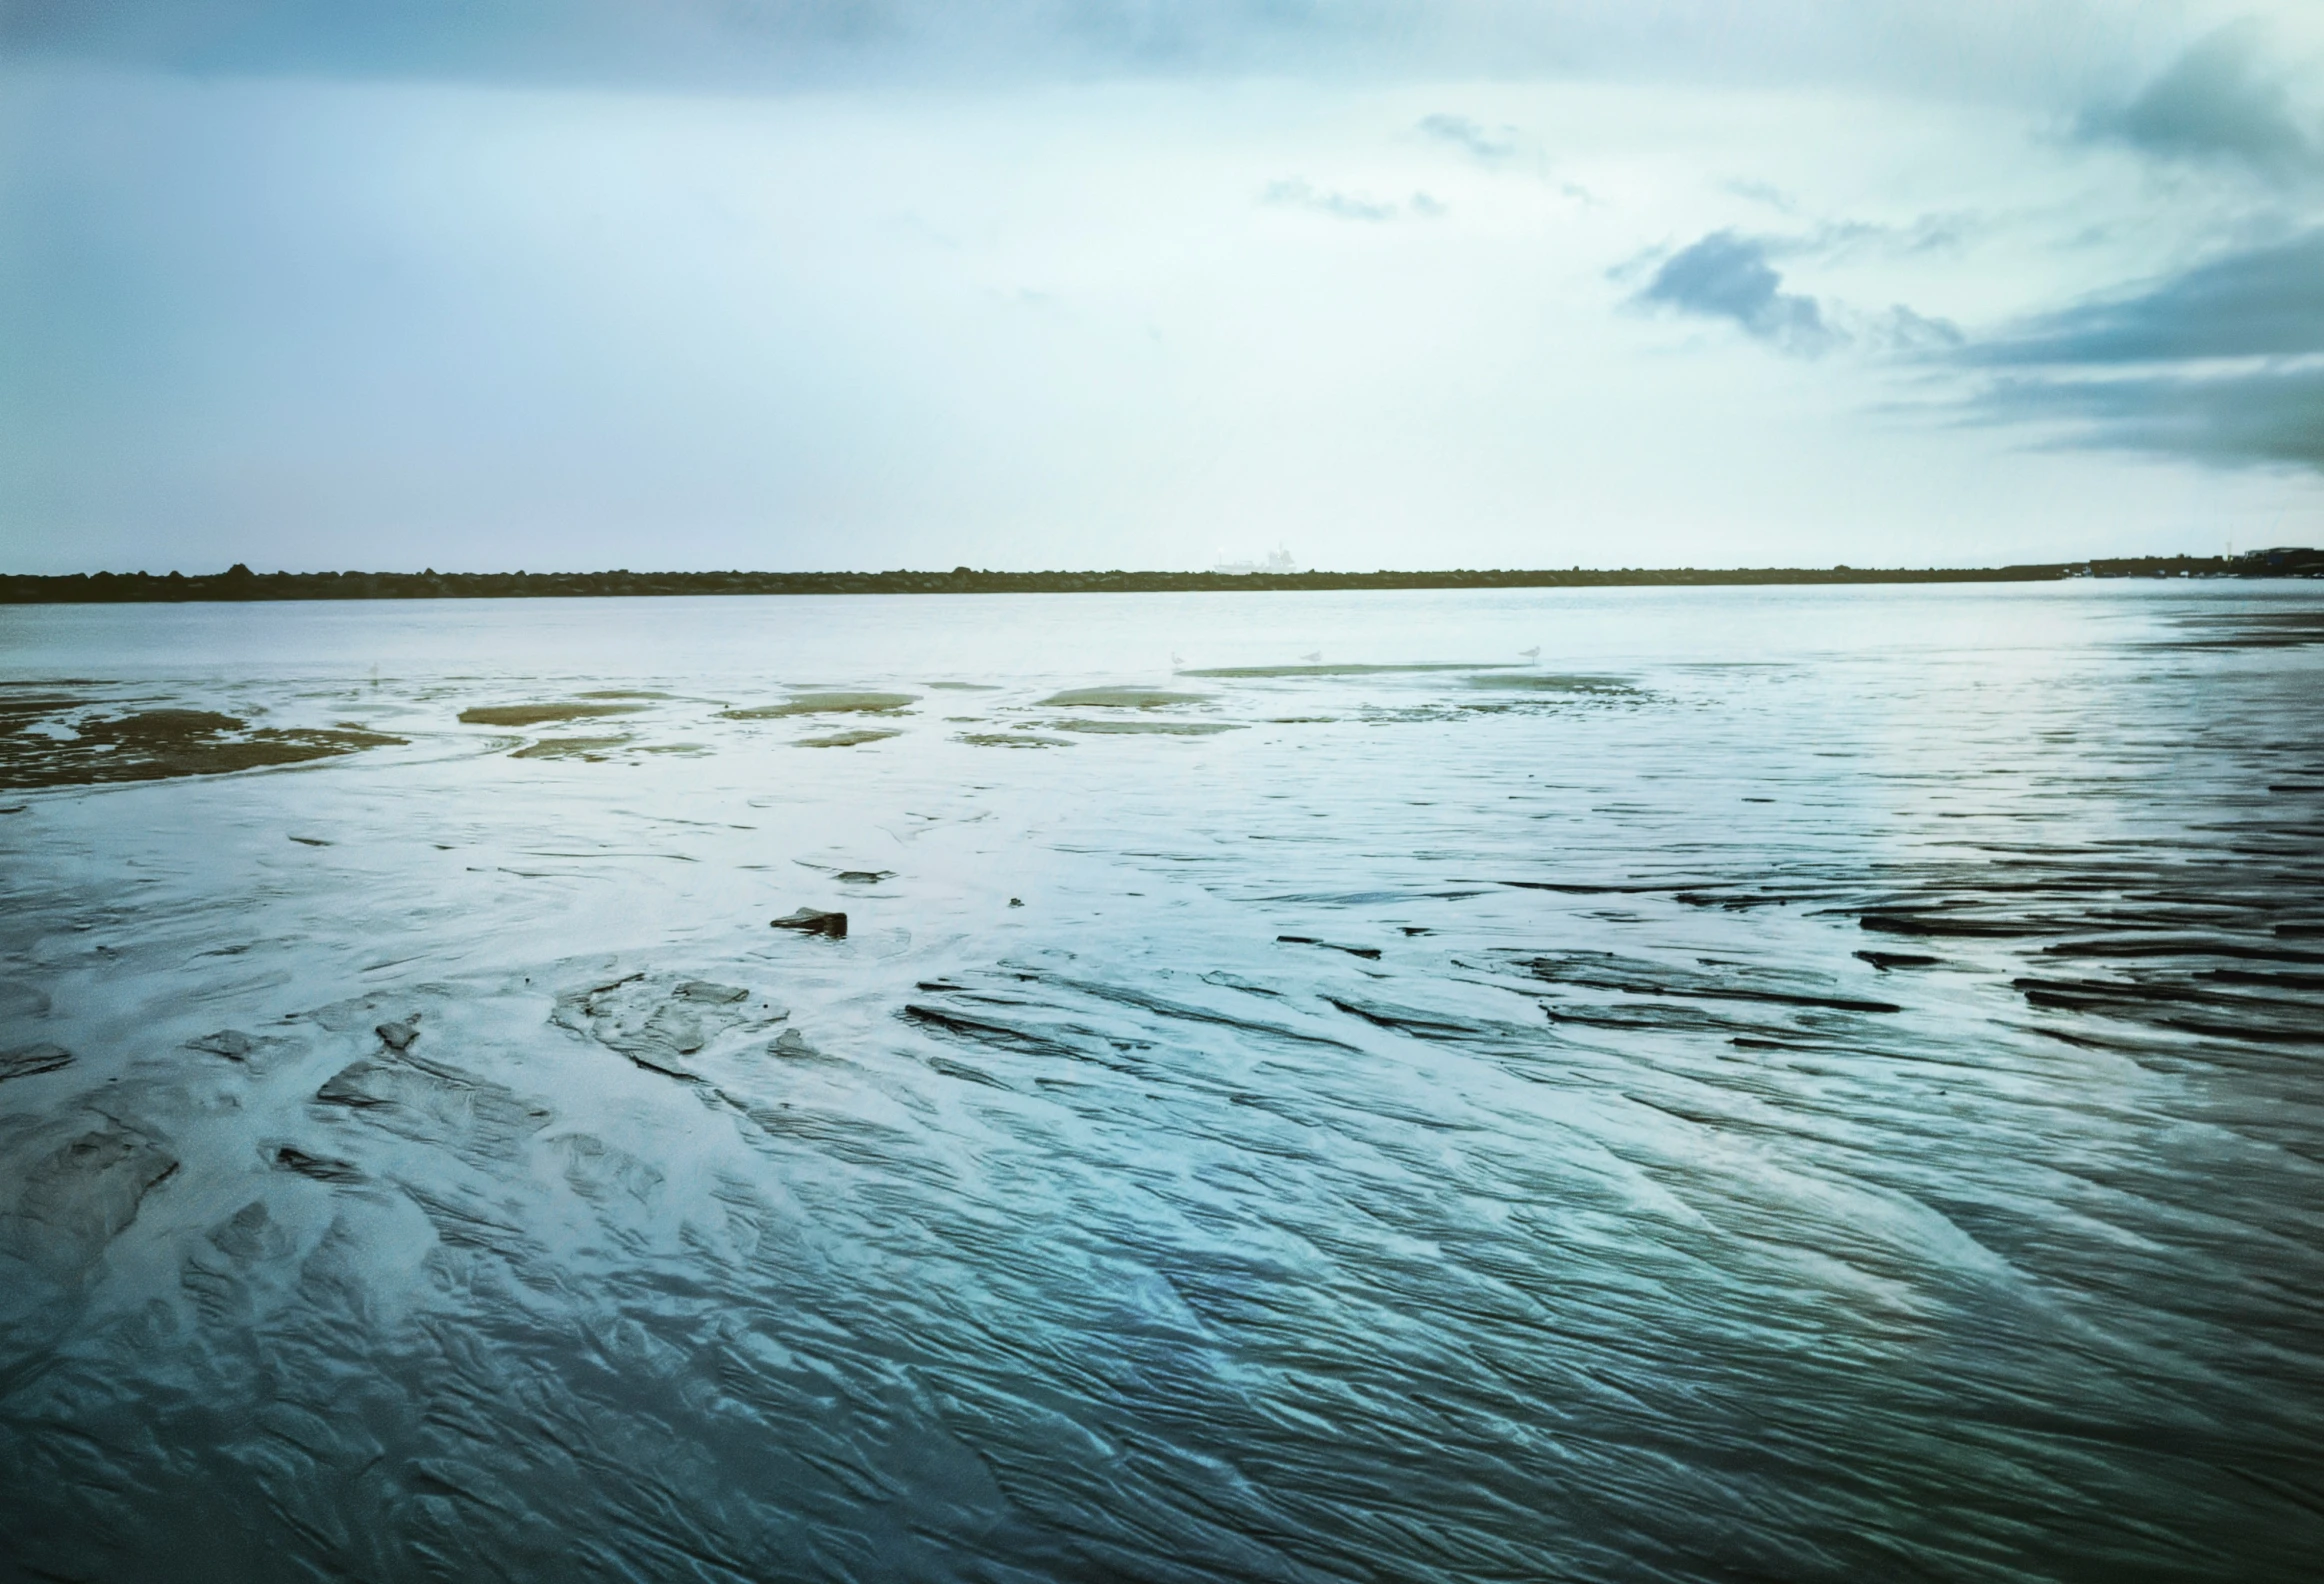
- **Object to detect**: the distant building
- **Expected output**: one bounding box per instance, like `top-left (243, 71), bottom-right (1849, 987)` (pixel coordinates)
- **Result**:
top-left (2236, 546), bottom-right (2324, 576)
top-left (1212, 545), bottom-right (1304, 576)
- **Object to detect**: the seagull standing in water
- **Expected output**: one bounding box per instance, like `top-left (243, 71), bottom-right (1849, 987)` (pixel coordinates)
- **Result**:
top-left (1301, 651), bottom-right (1322, 662)
top-left (1520, 647), bottom-right (1540, 660)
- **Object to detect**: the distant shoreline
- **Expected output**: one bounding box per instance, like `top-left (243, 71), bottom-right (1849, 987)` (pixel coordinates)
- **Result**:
top-left (4, 551), bottom-right (2318, 604)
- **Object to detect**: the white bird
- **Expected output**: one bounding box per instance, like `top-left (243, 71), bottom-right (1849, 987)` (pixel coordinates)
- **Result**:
top-left (1520, 646), bottom-right (1540, 660)
top-left (1301, 651), bottom-right (1322, 662)
top-left (1170, 651), bottom-right (1184, 669)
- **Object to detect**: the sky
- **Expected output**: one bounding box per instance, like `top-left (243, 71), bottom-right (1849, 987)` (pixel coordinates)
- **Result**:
top-left (3, 1), bottom-right (2323, 574)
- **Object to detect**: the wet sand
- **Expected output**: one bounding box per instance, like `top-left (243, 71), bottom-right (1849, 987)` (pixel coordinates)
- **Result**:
top-left (0, 583), bottom-right (2319, 1582)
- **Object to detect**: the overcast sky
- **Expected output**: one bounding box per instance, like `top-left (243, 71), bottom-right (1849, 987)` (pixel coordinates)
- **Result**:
top-left (4, 1), bottom-right (2322, 574)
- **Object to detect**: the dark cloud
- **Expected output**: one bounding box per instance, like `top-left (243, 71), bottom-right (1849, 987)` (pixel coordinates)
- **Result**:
top-left (1965, 230), bottom-right (2324, 366)
top-left (1631, 231), bottom-right (1841, 355)
top-left (2082, 22), bottom-right (2318, 177)
top-left (1980, 365), bottom-right (2324, 472)
top-left (1417, 113), bottom-right (1519, 163)
top-left (1261, 180), bottom-right (1442, 222)
top-left (1961, 229), bottom-right (2324, 473)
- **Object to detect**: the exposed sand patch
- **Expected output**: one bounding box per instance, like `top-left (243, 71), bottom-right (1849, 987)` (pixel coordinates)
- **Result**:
top-left (1180, 663), bottom-right (1509, 678)
top-left (0, 1043), bottom-right (72, 1084)
top-left (459, 702), bottom-right (646, 727)
top-left (511, 736), bottom-right (631, 760)
top-left (724, 692), bottom-right (919, 719)
top-left (958, 733), bottom-right (1072, 748)
top-left (1464, 674), bottom-right (1640, 695)
top-left (0, 706), bottom-right (406, 789)
top-left (1037, 687), bottom-right (1211, 709)
top-left (552, 971), bottom-right (788, 1079)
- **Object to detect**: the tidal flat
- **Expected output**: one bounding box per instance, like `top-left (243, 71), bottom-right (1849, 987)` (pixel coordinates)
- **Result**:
top-left (1, 584), bottom-right (2319, 1582)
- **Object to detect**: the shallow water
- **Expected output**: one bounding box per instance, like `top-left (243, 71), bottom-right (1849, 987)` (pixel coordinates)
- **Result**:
top-left (1, 584), bottom-right (2319, 1583)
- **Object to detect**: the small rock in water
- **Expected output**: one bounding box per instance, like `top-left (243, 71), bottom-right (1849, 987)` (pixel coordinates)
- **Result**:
top-left (836, 870), bottom-right (894, 884)
top-left (770, 908), bottom-right (847, 939)
top-left (675, 980), bottom-right (749, 1004)
top-left (1855, 950), bottom-right (1941, 971)
top-left (1008, 897), bottom-right (1024, 908)
top-left (1277, 935), bottom-right (1383, 960)
top-left (772, 1028), bottom-right (821, 1058)
top-left (273, 1145), bottom-right (362, 1183)
top-left (375, 1019), bottom-right (420, 1052)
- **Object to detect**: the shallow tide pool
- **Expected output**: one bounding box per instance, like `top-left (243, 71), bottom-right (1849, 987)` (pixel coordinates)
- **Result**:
top-left (2, 584), bottom-right (2319, 1582)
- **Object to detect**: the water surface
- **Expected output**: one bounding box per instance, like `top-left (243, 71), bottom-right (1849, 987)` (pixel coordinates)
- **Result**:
top-left (2, 584), bottom-right (2319, 1582)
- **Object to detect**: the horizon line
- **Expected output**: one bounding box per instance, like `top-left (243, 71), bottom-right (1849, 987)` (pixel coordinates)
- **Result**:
top-left (4, 550), bottom-right (2320, 603)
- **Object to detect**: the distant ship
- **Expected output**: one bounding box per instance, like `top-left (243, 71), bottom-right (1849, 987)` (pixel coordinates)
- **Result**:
top-left (1211, 545), bottom-right (1304, 576)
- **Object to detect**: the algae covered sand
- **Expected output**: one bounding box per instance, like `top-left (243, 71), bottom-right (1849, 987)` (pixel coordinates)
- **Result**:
top-left (509, 735), bottom-right (632, 760)
top-left (1464, 672), bottom-right (1642, 695)
top-left (458, 701), bottom-right (646, 727)
top-left (1178, 661), bottom-right (1512, 678)
top-left (1035, 686), bottom-right (1211, 709)
top-left (723, 692), bottom-right (918, 719)
top-left (956, 731), bottom-right (1072, 748)
top-left (1048, 717), bottom-right (1240, 735)
top-left (0, 700), bottom-right (405, 790)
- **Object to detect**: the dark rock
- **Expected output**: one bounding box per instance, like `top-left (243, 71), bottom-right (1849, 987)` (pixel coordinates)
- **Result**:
top-left (273, 1145), bottom-right (362, 1183)
top-left (771, 908), bottom-right (847, 939)
top-left (1854, 950), bottom-right (1940, 971)
top-left (1277, 935), bottom-right (1382, 960)
top-left (375, 1019), bottom-right (419, 1051)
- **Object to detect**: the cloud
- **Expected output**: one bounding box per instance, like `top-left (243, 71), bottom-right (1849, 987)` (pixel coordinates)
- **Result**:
top-left (1869, 304), bottom-right (1964, 351)
top-left (2081, 21), bottom-right (2319, 177)
top-left (0, 1), bottom-right (2203, 102)
top-left (1792, 213), bottom-right (1972, 259)
top-left (1959, 229), bottom-right (2324, 472)
top-left (1717, 178), bottom-right (1797, 213)
top-left (1417, 113), bottom-right (1519, 163)
top-left (1261, 179), bottom-right (1443, 222)
top-left (1979, 364), bottom-right (2324, 472)
top-left (1964, 230), bottom-right (2324, 365)
top-left (1630, 231), bottom-right (1841, 355)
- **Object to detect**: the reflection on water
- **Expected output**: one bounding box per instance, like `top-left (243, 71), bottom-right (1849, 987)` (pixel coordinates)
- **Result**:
top-left (1, 585), bottom-right (2319, 1582)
